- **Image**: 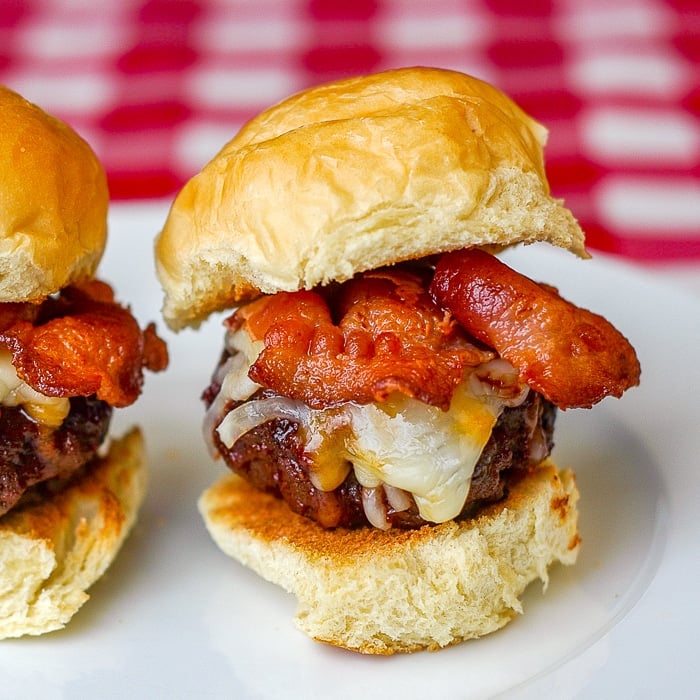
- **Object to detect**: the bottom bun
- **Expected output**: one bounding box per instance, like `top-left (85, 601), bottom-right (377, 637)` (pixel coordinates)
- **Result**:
top-left (0, 428), bottom-right (147, 639)
top-left (199, 460), bottom-right (580, 654)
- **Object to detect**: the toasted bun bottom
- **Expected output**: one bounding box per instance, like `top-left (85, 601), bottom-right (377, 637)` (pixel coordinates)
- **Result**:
top-left (199, 461), bottom-right (580, 654)
top-left (0, 428), bottom-right (147, 639)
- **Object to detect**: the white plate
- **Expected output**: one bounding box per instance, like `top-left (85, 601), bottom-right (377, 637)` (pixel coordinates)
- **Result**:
top-left (1, 201), bottom-right (698, 699)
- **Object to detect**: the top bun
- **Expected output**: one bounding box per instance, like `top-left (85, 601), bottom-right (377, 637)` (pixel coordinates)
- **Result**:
top-left (156, 67), bottom-right (587, 330)
top-left (0, 86), bottom-right (108, 303)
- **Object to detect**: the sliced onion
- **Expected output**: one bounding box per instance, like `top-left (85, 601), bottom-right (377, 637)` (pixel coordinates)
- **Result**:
top-left (213, 353), bottom-right (236, 385)
top-left (528, 428), bottom-right (550, 464)
top-left (203, 357), bottom-right (240, 458)
top-left (383, 484), bottom-right (412, 513)
top-left (203, 347), bottom-right (265, 457)
top-left (216, 396), bottom-right (310, 449)
top-left (361, 486), bottom-right (390, 530)
top-left (468, 358), bottom-right (530, 407)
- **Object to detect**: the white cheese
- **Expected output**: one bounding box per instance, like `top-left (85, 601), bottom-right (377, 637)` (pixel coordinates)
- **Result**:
top-left (343, 389), bottom-right (500, 523)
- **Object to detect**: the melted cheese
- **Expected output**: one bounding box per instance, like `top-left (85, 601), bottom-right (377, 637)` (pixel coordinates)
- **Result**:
top-left (214, 327), bottom-right (531, 523)
top-left (344, 389), bottom-right (500, 523)
top-left (216, 385), bottom-right (504, 523)
top-left (0, 348), bottom-right (70, 427)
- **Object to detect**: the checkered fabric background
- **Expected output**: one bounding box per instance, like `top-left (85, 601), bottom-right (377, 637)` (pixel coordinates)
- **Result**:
top-left (1, 0), bottom-right (698, 262)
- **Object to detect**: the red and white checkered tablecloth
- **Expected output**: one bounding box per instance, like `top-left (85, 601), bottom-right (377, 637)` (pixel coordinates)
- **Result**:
top-left (1, 0), bottom-right (698, 265)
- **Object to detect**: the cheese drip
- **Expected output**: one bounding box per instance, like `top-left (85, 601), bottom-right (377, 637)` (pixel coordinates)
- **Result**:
top-left (344, 388), bottom-right (500, 523)
top-left (0, 348), bottom-right (70, 427)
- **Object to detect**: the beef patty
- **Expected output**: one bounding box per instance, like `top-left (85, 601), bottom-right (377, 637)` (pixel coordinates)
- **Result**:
top-left (208, 390), bottom-right (556, 529)
top-left (0, 396), bottom-right (112, 516)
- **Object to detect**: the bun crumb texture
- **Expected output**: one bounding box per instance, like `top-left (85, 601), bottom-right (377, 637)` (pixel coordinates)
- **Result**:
top-left (156, 66), bottom-right (587, 330)
top-left (0, 85), bottom-right (108, 303)
top-left (199, 461), bottom-right (580, 654)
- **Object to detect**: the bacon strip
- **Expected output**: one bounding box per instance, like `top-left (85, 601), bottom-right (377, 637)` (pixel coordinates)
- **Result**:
top-left (234, 269), bottom-right (493, 410)
top-left (429, 249), bottom-right (641, 409)
top-left (0, 281), bottom-right (168, 407)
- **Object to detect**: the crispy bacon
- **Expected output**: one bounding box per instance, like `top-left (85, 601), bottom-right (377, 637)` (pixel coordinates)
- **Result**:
top-left (0, 280), bottom-right (168, 407)
top-left (429, 249), bottom-right (641, 409)
top-left (234, 269), bottom-right (493, 410)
